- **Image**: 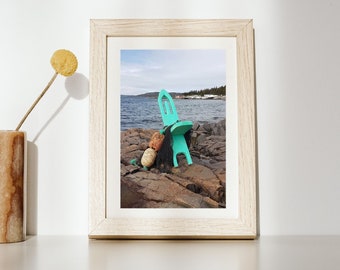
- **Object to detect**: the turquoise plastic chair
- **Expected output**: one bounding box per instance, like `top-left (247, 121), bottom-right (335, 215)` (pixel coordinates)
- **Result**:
top-left (158, 89), bottom-right (193, 167)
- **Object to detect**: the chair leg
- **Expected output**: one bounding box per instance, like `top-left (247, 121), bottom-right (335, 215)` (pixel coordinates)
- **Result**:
top-left (173, 154), bottom-right (179, 168)
top-left (171, 134), bottom-right (193, 167)
top-left (173, 150), bottom-right (192, 167)
top-left (185, 151), bottom-right (193, 165)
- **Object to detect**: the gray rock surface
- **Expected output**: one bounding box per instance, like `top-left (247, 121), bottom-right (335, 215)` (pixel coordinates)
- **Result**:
top-left (121, 119), bottom-right (226, 208)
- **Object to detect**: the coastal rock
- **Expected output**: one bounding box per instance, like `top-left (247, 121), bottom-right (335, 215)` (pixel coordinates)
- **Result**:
top-left (120, 119), bottom-right (226, 208)
top-left (121, 171), bottom-right (217, 208)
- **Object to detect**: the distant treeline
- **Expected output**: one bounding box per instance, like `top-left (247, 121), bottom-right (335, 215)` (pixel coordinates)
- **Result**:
top-left (137, 85), bottom-right (226, 98)
top-left (183, 85), bottom-right (226, 96)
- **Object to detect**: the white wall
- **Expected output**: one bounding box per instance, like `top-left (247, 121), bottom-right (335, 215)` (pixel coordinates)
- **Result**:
top-left (0, 0), bottom-right (339, 235)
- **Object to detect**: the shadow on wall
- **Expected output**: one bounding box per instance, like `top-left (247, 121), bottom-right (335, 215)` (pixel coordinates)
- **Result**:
top-left (26, 141), bottom-right (38, 235)
top-left (32, 73), bottom-right (89, 143)
top-left (27, 73), bottom-right (88, 235)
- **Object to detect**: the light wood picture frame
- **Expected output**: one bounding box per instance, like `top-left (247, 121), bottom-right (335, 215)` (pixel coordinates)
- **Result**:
top-left (89, 19), bottom-right (256, 239)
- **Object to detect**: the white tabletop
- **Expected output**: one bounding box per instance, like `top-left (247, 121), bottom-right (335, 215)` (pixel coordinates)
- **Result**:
top-left (1, 236), bottom-right (339, 270)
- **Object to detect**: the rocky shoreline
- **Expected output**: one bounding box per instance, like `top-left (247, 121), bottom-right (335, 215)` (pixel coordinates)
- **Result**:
top-left (120, 119), bottom-right (226, 208)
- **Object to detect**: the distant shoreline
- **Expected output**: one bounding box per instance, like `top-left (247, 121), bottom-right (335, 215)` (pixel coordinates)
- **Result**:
top-left (173, 94), bottom-right (225, 100)
top-left (122, 85), bottom-right (226, 99)
top-left (122, 93), bottom-right (226, 100)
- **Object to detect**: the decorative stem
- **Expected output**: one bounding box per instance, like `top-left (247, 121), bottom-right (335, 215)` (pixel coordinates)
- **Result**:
top-left (15, 72), bottom-right (58, 131)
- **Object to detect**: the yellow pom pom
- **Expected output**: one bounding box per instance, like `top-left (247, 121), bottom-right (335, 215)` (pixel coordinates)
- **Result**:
top-left (50, 49), bottom-right (78, 76)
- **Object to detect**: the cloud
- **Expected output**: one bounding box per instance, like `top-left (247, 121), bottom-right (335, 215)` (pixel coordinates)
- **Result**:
top-left (120, 50), bottom-right (226, 95)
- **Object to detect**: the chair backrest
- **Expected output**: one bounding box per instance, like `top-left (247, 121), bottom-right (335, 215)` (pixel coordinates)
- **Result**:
top-left (158, 89), bottom-right (179, 127)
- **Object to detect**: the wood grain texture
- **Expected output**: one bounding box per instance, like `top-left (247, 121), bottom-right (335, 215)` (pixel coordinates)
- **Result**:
top-left (89, 19), bottom-right (256, 239)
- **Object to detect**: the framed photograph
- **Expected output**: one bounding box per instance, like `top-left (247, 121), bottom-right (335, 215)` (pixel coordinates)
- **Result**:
top-left (89, 19), bottom-right (256, 239)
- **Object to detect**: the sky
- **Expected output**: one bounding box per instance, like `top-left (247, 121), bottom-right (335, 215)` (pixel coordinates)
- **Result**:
top-left (120, 49), bottom-right (226, 95)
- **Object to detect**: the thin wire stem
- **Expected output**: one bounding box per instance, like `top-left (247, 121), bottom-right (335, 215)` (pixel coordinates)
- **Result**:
top-left (15, 72), bottom-right (58, 131)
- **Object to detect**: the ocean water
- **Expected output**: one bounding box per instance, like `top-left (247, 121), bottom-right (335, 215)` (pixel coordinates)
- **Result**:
top-left (121, 95), bottom-right (226, 131)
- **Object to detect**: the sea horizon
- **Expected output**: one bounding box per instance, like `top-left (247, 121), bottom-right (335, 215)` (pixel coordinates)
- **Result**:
top-left (120, 95), bottom-right (226, 131)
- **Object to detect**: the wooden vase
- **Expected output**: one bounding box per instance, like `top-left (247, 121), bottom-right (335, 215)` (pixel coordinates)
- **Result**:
top-left (0, 130), bottom-right (26, 243)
